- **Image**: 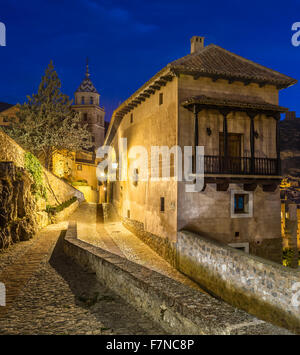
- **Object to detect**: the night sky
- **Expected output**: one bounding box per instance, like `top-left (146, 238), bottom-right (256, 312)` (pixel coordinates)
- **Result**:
top-left (1, 0), bottom-right (300, 120)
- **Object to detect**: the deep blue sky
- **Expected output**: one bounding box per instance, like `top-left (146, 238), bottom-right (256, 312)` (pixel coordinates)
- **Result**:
top-left (1, 0), bottom-right (300, 120)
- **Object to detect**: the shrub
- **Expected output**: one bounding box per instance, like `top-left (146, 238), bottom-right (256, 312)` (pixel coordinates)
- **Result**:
top-left (283, 248), bottom-right (300, 267)
top-left (72, 179), bottom-right (88, 186)
top-left (24, 152), bottom-right (47, 199)
top-left (46, 196), bottom-right (77, 216)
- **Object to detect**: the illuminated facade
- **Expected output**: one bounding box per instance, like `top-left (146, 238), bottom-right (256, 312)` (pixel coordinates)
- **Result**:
top-left (103, 36), bottom-right (297, 263)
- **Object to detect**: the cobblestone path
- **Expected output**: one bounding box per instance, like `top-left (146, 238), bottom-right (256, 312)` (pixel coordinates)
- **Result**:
top-left (0, 222), bottom-right (165, 334)
top-left (72, 203), bottom-right (204, 292)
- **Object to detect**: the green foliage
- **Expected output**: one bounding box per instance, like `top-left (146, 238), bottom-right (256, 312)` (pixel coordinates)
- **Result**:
top-left (72, 179), bottom-right (88, 186)
top-left (6, 60), bottom-right (93, 169)
top-left (24, 152), bottom-right (47, 199)
top-left (283, 248), bottom-right (300, 267)
top-left (46, 196), bottom-right (77, 216)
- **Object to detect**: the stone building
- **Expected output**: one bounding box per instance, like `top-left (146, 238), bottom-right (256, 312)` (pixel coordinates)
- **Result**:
top-left (103, 36), bottom-right (297, 263)
top-left (0, 103), bottom-right (17, 127)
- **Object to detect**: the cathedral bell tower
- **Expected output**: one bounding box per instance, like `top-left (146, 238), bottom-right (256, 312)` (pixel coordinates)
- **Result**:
top-left (73, 58), bottom-right (105, 150)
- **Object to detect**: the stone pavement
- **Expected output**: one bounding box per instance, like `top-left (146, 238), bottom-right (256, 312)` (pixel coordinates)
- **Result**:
top-left (72, 203), bottom-right (205, 292)
top-left (0, 221), bottom-right (165, 334)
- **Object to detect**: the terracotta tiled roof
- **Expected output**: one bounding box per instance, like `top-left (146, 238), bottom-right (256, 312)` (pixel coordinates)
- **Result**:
top-left (181, 93), bottom-right (288, 112)
top-left (0, 102), bottom-right (13, 112)
top-left (170, 45), bottom-right (296, 88)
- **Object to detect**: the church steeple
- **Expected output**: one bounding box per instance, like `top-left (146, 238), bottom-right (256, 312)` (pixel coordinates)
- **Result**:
top-left (75, 59), bottom-right (98, 94)
top-left (73, 59), bottom-right (106, 150)
top-left (85, 57), bottom-right (90, 78)
top-left (75, 59), bottom-right (100, 105)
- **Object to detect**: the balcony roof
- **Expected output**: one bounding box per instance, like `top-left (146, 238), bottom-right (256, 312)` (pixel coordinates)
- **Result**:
top-left (181, 93), bottom-right (288, 113)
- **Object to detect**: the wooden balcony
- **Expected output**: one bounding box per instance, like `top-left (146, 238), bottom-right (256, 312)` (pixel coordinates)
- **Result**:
top-left (204, 156), bottom-right (279, 176)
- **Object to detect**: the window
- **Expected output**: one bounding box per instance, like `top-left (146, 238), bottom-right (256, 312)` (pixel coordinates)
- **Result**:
top-left (92, 136), bottom-right (95, 142)
top-left (228, 242), bottom-right (249, 254)
top-left (127, 210), bottom-right (130, 218)
top-left (160, 197), bottom-right (165, 212)
top-left (77, 164), bottom-right (82, 171)
top-left (159, 93), bottom-right (163, 105)
top-left (231, 190), bottom-right (253, 218)
top-left (83, 113), bottom-right (88, 121)
top-left (81, 97), bottom-right (85, 104)
top-left (234, 194), bottom-right (247, 214)
top-left (130, 113), bottom-right (133, 123)
top-left (90, 97), bottom-right (94, 104)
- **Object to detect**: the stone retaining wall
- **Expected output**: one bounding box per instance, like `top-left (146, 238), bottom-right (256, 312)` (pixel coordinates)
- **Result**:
top-left (63, 222), bottom-right (291, 335)
top-left (122, 218), bottom-right (177, 267)
top-left (51, 200), bottom-right (80, 224)
top-left (0, 130), bottom-right (84, 206)
top-left (177, 230), bottom-right (300, 334)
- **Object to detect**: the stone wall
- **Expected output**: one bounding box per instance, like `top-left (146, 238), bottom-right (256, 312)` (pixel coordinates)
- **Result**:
top-left (122, 217), bottom-right (177, 267)
top-left (177, 230), bottom-right (300, 333)
top-left (0, 129), bottom-right (84, 207)
top-left (0, 130), bottom-right (84, 248)
top-left (0, 162), bottom-right (37, 248)
top-left (63, 222), bottom-right (290, 335)
top-left (51, 200), bottom-right (79, 224)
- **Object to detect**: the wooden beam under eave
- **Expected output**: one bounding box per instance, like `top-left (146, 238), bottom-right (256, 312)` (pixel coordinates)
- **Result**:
top-left (161, 74), bottom-right (173, 82)
top-left (244, 183), bottom-right (257, 191)
top-left (193, 74), bottom-right (201, 80)
top-left (140, 92), bottom-right (150, 98)
top-left (155, 79), bottom-right (167, 86)
top-left (261, 183), bottom-right (278, 192)
top-left (137, 95), bottom-right (145, 102)
top-left (149, 84), bottom-right (160, 90)
top-left (216, 182), bottom-right (229, 191)
top-left (120, 109), bottom-right (130, 115)
top-left (145, 89), bottom-right (155, 95)
top-left (132, 99), bottom-right (141, 105)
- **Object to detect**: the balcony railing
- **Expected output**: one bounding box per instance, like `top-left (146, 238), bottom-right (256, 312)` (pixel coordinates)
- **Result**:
top-left (204, 156), bottom-right (279, 175)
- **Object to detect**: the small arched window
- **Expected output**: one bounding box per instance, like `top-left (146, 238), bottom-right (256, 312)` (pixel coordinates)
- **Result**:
top-left (81, 96), bottom-right (84, 104)
top-left (90, 97), bottom-right (94, 104)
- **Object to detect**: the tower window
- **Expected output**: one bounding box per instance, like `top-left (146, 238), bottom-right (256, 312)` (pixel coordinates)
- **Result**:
top-left (159, 93), bottom-right (163, 105)
top-left (130, 113), bottom-right (133, 124)
top-left (81, 97), bottom-right (85, 104)
top-left (83, 113), bottom-right (88, 121)
top-left (90, 97), bottom-right (94, 104)
top-left (160, 197), bottom-right (165, 212)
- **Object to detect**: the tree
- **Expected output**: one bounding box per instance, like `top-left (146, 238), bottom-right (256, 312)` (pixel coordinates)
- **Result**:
top-left (5, 60), bottom-right (93, 170)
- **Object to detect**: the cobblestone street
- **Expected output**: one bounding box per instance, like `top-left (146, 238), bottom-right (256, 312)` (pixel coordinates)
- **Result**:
top-left (0, 221), bottom-right (165, 335)
top-left (73, 203), bottom-right (204, 292)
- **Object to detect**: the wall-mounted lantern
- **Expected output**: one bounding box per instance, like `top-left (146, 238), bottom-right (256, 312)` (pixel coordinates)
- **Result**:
top-left (206, 127), bottom-right (212, 136)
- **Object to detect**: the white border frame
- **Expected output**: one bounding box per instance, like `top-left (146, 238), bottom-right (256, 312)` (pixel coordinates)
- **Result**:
top-left (228, 242), bottom-right (250, 254)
